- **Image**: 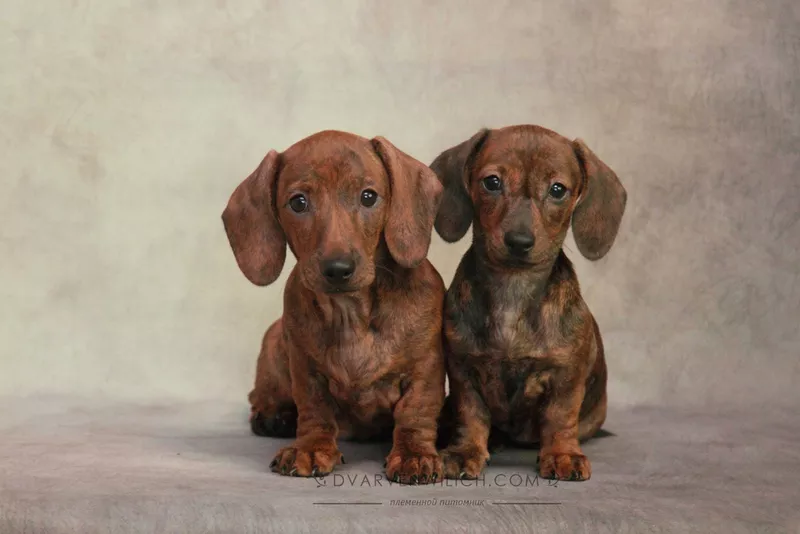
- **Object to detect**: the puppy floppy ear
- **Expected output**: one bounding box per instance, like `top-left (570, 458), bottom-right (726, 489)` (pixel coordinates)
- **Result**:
top-left (371, 136), bottom-right (443, 269)
top-left (571, 139), bottom-right (627, 260)
top-left (430, 128), bottom-right (490, 242)
top-left (221, 150), bottom-right (287, 285)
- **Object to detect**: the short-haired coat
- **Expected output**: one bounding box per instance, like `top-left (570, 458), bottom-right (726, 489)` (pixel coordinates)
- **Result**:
top-left (432, 125), bottom-right (627, 481)
top-left (222, 130), bottom-right (446, 484)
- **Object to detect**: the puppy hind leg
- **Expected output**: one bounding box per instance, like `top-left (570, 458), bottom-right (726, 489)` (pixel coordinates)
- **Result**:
top-left (577, 391), bottom-right (607, 442)
top-left (250, 403), bottom-right (297, 438)
top-left (248, 319), bottom-right (296, 438)
top-left (577, 327), bottom-right (608, 442)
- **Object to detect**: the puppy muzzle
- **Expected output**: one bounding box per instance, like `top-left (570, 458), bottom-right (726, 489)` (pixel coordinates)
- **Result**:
top-left (504, 231), bottom-right (535, 259)
top-left (319, 255), bottom-right (359, 293)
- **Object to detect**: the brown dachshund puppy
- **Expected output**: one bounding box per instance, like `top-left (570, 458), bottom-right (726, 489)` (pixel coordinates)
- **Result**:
top-left (432, 125), bottom-right (626, 481)
top-left (221, 131), bottom-right (446, 484)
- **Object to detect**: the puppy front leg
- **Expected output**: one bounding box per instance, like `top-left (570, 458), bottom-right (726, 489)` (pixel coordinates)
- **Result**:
top-left (385, 358), bottom-right (445, 485)
top-left (440, 358), bottom-right (492, 480)
top-left (271, 356), bottom-right (343, 477)
top-left (538, 374), bottom-right (591, 481)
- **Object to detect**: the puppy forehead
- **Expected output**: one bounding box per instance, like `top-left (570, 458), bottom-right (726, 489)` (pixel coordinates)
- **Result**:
top-left (478, 126), bottom-right (579, 179)
top-left (281, 131), bottom-right (385, 185)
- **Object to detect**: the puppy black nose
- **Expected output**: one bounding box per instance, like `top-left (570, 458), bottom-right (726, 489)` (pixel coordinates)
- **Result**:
top-left (504, 231), bottom-right (534, 257)
top-left (321, 257), bottom-right (356, 285)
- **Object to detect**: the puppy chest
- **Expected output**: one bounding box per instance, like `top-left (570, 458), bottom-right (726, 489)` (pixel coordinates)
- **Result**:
top-left (327, 376), bottom-right (402, 422)
top-left (472, 358), bottom-right (553, 428)
top-left (487, 305), bottom-right (542, 359)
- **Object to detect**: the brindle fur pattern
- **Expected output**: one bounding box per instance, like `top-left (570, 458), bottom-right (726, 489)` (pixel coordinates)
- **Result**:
top-left (432, 125), bottom-right (627, 482)
top-left (222, 130), bottom-right (446, 485)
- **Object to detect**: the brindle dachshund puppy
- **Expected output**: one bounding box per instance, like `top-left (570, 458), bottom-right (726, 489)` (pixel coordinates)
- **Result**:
top-left (432, 125), bottom-right (627, 481)
top-left (222, 130), bottom-right (446, 484)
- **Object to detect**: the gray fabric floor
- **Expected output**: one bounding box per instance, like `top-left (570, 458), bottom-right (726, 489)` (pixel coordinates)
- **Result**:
top-left (1, 397), bottom-right (797, 533)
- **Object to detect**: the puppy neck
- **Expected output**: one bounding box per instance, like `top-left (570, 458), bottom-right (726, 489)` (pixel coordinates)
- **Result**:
top-left (471, 245), bottom-right (570, 303)
top-left (314, 287), bottom-right (375, 342)
top-left (311, 249), bottom-right (406, 341)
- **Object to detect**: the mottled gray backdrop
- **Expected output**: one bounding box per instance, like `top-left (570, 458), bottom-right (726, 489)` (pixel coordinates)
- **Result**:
top-left (2, 0), bottom-right (798, 410)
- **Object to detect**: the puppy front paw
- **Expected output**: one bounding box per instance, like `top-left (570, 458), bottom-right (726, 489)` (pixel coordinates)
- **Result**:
top-left (441, 445), bottom-right (490, 480)
top-left (270, 440), bottom-right (343, 477)
top-left (538, 451), bottom-right (591, 481)
top-left (384, 449), bottom-right (443, 485)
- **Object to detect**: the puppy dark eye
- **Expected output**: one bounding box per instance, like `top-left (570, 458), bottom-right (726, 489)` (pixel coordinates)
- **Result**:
top-left (289, 194), bottom-right (308, 213)
top-left (482, 175), bottom-right (502, 192)
top-left (549, 182), bottom-right (567, 200)
top-left (361, 189), bottom-right (378, 207)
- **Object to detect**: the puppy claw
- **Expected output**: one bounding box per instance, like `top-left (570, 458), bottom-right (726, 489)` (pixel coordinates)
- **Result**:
top-left (271, 442), bottom-right (342, 477)
top-left (441, 445), bottom-right (489, 480)
top-left (384, 450), bottom-right (443, 486)
top-left (538, 452), bottom-right (591, 482)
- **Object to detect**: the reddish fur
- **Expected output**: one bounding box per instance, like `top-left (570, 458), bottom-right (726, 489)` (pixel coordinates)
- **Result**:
top-left (222, 131), bottom-right (446, 484)
top-left (431, 125), bottom-right (626, 482)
